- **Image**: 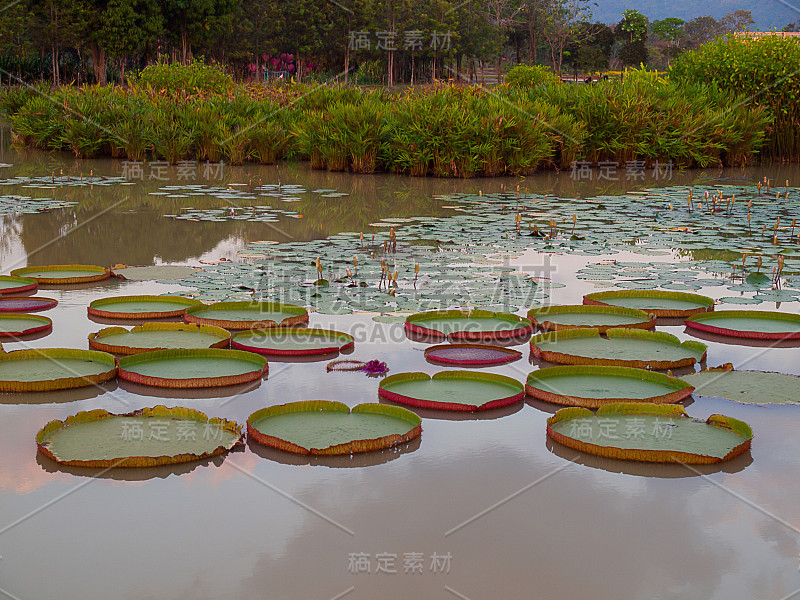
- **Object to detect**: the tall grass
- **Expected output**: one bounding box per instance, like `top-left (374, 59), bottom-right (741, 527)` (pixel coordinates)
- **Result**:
top-left (2, 61), bottom-right (782, 174)
top-left (670, 36), bottom-right (800, 161)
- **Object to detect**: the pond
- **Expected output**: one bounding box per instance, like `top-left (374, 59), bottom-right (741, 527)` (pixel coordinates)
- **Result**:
top-left (2, 128), bottom-right (800, 600)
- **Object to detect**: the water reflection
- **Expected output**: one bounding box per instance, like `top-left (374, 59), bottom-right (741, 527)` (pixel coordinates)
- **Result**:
top-left (36, 448), bottom-right (231, 481)
top-left (117, 376), bottom-right (266, 399)
top-left (377, 396), bottom-right (525, 420)
top-left (0, 380), bottom-right (118, 404)
top-left (246, 436), bottom-right (421, 468)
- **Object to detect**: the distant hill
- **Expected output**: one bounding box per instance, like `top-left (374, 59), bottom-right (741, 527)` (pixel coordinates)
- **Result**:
top-left (591, 0), bottom-right (797, 30)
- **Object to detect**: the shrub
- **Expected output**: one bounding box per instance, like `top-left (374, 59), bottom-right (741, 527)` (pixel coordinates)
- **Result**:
top-left (670, 36), bottom-right (800, 160)
top-left (505, 65), bottom-right (561, 89)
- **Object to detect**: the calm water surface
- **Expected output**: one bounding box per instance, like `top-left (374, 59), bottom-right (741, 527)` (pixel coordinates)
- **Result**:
top-left (2, 132), bottom-right (800, 600)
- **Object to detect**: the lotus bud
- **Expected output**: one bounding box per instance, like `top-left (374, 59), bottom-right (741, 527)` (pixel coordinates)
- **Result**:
top-left (414, 263), bottom-right (419, 274)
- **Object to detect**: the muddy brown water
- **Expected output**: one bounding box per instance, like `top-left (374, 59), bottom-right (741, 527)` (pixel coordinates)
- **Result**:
top-left (2, 133), bottom-right (800, 600)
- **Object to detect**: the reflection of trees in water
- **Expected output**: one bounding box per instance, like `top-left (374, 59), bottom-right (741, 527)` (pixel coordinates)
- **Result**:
top-left (0, 214), bottom-right (22, 264)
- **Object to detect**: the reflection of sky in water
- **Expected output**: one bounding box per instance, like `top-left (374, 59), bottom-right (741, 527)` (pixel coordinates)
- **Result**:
top-left (1, 147), bottom-right (800, 599)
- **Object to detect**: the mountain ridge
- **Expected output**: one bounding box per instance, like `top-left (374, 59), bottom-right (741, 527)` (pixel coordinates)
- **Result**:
top-left (590, 0), bottom-right (797, 30)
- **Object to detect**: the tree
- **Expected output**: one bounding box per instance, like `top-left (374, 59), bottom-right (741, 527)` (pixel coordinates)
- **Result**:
top-left (567, 22), bottom-right (612, 72)
top-left (99, 0), bottom-right (163, 81)
top-left (485, 0), bottom-right (524, 83)
top-left (682, 16), bottom-right (726, 49)
top-left (721, 10), bottom-right (754, 32)
top-left (541, 0), bottom-right (593, 74)
top-left (652, 17), bottom-right (683, 66)
top-left (783, 20), bottom-right (800, 32)
top-left (615, 8), bottom-right (648, 69)
top-left (159, 0), bottom-right (238, 64)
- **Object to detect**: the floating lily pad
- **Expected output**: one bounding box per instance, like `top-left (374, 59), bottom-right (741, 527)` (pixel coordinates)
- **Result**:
top-left (111, 265), bottom-right (201, 281)
top-left (547, 403), bottom-right (752, 464)
top-left (0, 313), bottom-right (52, 337)
top-left (118, 348), bottom-right (268, 388)
top-left (88, 295), bottom-right (203, 319)
top-left (231, 328), bottom-right (354, 356)
top-left (0, 296), bottom-right (58, 312)
top-left (681, 370), bottom-right (800, 404)
top-left (685, 310), bottom-right (800, 340)
top-left (0, 276), bottom-right (37, 295)
top-left (11, 264), bottom-right (110, 284)
top-left (528, 305), bottom-right (655, 333)
top-left (36, 405), bottom-right (243, 467)
top-left (88, 323), bottom-right (231, 355)
top-left (0, 348), bottom-right (117, 392)
top-left (379, 371), bottom-right (524, 412)
top-left (530, 328), bottom-right (707, 369)
top-left (184, 301), bottom-right (309, 329)
top-left (405, 309), bottom-right (532, 341)
top-left (247, 401), bottom-right (421, 455)
top-left (424, 343), bottom-right (522, 366)
top-left (583, 290), bottom-right (714, 318)
top-left (526, 366), bottom-right (694, 409)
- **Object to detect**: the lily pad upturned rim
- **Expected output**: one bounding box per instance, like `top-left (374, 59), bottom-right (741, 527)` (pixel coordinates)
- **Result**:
top-left (0, 312), bottom-right (53, 337)
top-left (11, 264), bottom-right (110, 285)
top-left (88, 295), bottom-right (203, 319)
top-left (0, 348), bottom-right (117, 392)
top-left (530, 328), bottom-right (708, 369)
top-left (583, 290), bottom-right (715, 318)
top-left (117, 348), bottom-right (268, 388)
top-left (231, 327), bottom-right (354, 356)
top-left (527, 304), bottom-right (655, 333)
top-left (247, 401), bottom-right (422, 455)
top-left (424, 343), bottom-right (522, 366)
top-left (526, 365), bottom-right (695, 409)
top-left (378, 370), bottom-right (525, 412)
top-left (0, 275), bottom-right (38, 295)
top-left (0, 296), bottom-right (58, 312)
top-left (685, 310), bottom-right (800, 340)
top-left (546, 403), bottom-right (753, 464)
top-left (184, 301), bottom-right (309, 330)
top-left (88, 322), bottom-right (232, 355)
top-left (36, 405), bottom-right (243, 467)
top-left (404, 309), bottom-right (533, 340)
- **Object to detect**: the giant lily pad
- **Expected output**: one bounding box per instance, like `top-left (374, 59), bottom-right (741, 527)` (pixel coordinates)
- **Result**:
top-left (0, 296), bottom-right (57, 312)
top-left (0, 348), bottom-right (117, 392)
top-left (526, 366), bottom-right (694, 408)
top-left (583, 290), bottom-right (714, 318)
top-left (184, 301), bottom-right (309, 329)
top-left (685, 310), bottom-right (800, 340)
top-left (379, 371), bottom-right (524, 412)
top-left (88, 295), bottom-right (203, 319)
top-left (528, 305), bottom-right (654, 333)
top-left (89, 322), bottom-right (231, 355)
top-left (231, 328), bottom-right (354, 356)
top-left (424, 343), bottom-right (522, 366)
top-left (681, 370), bottom-right (800, 404)
top-left (405, 309), bottom-right (532, 340)
top-left (118, 348), bottom-right (267, 388)
top-left (247, 401), bottom-right (421, 455)
top-left (547, 403), bottom-right (752, 464)
top-left (530, 328), bottom-right (707, 369)
top-left (0, 313), bottom-right (53, 337)
top-left (36, 405), bottom-right (243, 467)
top-left (11, 264), bottom-right (110, 284)
top-left (0, 275), bottom-right (37, 295)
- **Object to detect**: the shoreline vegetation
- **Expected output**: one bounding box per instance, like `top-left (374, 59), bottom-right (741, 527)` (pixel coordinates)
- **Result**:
top-left (1, 36), bottom-right (797, 178)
